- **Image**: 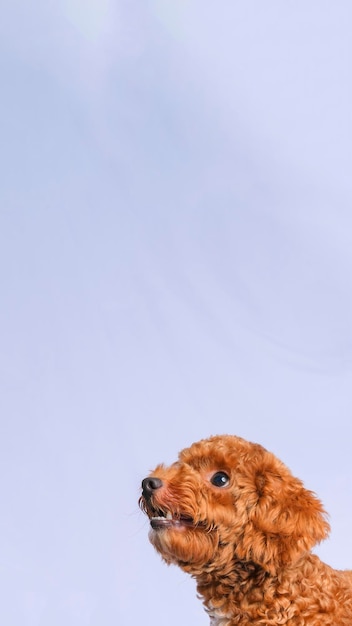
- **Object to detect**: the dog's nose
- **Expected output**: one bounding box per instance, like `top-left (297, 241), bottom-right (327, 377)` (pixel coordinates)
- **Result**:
top-left (142, 476), bottom-right (163, 497)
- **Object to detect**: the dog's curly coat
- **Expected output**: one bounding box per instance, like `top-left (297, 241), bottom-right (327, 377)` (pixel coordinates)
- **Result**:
top-left (140, 435), bottom-right (352, 625)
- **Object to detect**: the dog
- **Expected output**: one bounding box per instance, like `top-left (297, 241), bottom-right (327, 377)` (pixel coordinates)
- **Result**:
top-left (139, 434), bottom-right (352, 625)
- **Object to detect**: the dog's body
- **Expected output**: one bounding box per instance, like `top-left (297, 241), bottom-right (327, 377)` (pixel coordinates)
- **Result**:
top-left (140, 435), bottom-right (352, 625)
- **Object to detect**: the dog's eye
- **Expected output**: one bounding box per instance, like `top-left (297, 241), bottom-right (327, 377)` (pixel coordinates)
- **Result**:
top-left (210, 471), bottom-right (230, 487)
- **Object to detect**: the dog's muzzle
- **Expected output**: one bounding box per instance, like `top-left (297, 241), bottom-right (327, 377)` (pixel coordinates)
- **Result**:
top-left (140, 476), bottom-right (196, 530)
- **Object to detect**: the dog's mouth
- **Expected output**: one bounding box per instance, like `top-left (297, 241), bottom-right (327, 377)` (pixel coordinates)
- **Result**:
top-left (143, 502), bottom-right (196, 530)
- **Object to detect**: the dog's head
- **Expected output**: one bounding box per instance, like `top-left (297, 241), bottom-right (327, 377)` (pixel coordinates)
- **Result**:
top-left (139, 435), bottom-right (330, 576)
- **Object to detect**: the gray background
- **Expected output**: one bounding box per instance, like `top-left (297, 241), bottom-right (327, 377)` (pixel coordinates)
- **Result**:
top-left (1, 2), bottom-right (351, 625)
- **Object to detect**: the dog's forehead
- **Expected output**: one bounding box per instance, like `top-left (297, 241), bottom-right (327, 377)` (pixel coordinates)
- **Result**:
top-left (177, 435), bottom-right (254, 470)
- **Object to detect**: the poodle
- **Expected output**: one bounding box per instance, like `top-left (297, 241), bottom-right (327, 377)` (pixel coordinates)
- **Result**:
top-left (139, 434), bottom-right (352, 625)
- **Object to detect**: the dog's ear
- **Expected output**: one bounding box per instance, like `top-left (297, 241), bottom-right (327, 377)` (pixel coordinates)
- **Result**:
top-left (235, 453), bottom-right (330, 574)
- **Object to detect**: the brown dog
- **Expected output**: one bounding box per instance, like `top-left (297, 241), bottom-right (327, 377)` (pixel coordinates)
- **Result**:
top-left (140, 435), bottom-right (352, 625)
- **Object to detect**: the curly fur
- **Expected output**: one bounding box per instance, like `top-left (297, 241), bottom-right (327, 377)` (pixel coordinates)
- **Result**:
top-left (139, 434), bottom-right (352, 625)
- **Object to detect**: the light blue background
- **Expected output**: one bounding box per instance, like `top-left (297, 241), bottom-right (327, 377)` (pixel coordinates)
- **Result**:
top-left (1, 2), bottom-right (351, 625)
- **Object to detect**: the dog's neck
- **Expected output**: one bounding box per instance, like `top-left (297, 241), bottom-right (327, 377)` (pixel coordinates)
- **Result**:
top-left (195, 558), bottom-right (269, 621)
top-left (196, 558), bottom-right (267, 590)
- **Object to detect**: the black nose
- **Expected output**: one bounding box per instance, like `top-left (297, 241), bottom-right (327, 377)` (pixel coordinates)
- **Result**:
top-left (141, 476), bottom-right (163, 497)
